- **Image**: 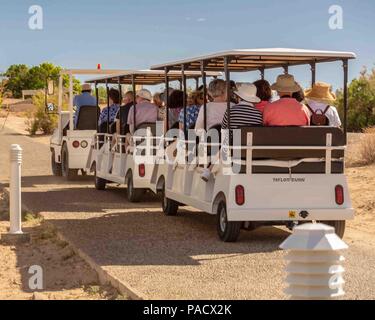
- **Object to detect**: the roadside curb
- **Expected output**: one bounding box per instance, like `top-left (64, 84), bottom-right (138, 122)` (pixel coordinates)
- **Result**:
top-left (42, 219), bottom-right (148, 300)
top-left (2, 186), bottom-right (148, 300)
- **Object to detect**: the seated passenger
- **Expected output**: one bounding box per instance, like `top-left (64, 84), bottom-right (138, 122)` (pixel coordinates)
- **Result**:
top-left (115, 91), bottom-right (134, 135)
top-left (178, 90), bottom-right (203, 130)
top-left (263, 74), bottom-right (310, 126)
top-left (153, 92), bottom-right (165, 121)
top-left (168, 90), bottom-right (183, 129)
top-left (253, 80), bottom-right (272, 113)
top-left (292, 82), bottom-right (305, 103)
top-left (98, 88), bottom-right (120, 131)
top-left (195, 79), bottom-right (229, 130)
top-left (73, 83), bottom-right (97, 128)
top-left (221, 83), bottom-right (263, 129)
top-left (304, 82), bottom-right (342, 127)
top-left (229, 80), bottom-right (239, 104)
top-left (127, 89), bottom-right (158, 134)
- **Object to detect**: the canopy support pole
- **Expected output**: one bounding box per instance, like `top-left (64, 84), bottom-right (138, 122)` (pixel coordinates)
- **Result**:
top-left (182, 64), bottom-right (187, 138)
top-left (343, 59), bottom-right (349, 141)
top-left (106, 80), bottom-right (110, 134)
top-left (118, 77), bottom-right (122, 135)
top-left (224, 56), bottom-right (231, 145)
top-left (260, 68), bottom-right (265, 80)
top-left (69, 73), bottom-right (73, 131)
top-left (95, 81), bottom-right (99, 132)
top-left (200, 61), bottom-right (207, 131)
top-left (164, 67), bottom-right (170, 132)
top-left (311, 62), bottom-right (316, 86)
top-left (132, 75), bottom-right (136, 131)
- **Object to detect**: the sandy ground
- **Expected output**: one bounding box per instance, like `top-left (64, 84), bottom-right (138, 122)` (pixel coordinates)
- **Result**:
top-left (0, 193), bottom-right (125, 300)
top-left (0, 115), bottom-right (374, 300)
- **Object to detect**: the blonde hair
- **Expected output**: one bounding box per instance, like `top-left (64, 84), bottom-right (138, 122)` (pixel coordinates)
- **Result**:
top-left (208, 79), bottom-right (226, 98)
top-left (153, 92), bottom-right (163, 107)
top-left (188, 90), bottom-right (202, 106)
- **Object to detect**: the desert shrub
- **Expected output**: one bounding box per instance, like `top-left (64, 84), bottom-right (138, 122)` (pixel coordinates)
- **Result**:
top-left (359, 128), bottom-right (375, 165)
top-left (25, 92), bottom-right (58, 135)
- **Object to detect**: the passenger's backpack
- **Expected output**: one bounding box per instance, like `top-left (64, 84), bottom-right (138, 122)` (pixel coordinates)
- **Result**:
top-left (306, 104), bottom-right (330, 126)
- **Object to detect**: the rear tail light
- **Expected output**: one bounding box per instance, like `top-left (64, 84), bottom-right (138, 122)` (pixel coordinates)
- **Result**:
top-left (235, 185), bottom-right (245, 206)
top-left (335, 185), bottom-right (344, 205)
top-left (72, 140), bottom-right (80, 148)
top-left (138, 164), bottom-right (145, 177)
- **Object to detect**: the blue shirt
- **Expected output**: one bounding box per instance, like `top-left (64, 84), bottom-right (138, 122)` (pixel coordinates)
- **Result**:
top-left (178, 105), bottom-right (200, 129)
top-left (73, 92), bottom-right (97, 127)
top-left (98, 104), bottom-right (120, 126)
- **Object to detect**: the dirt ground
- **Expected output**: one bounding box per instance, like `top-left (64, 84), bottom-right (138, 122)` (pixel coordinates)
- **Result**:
top-left (0, 192), bottom-right (125, 300)
top-left (0, 114), bottom-right (374, 300)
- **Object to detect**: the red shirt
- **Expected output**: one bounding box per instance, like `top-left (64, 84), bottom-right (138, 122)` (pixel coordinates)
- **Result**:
top-left (263, 98), bottom-right (310, 126)
top-left (255, 100), bottom-right (270, 113)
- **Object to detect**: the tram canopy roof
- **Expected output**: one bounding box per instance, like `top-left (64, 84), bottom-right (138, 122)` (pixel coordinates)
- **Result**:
top-left (151, 48), bottom-right (356, 72)
top-left (60, 69), bottom-right (127, 76)
top-left (86, 70), bottom-right (222, 85)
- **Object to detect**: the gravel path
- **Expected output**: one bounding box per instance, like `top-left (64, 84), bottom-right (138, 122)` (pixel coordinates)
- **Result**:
top-left (0, 122), bottom-right (374, 300)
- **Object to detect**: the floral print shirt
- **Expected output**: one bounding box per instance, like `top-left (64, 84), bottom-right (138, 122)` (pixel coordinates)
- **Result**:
top-left (178, 105), bottom-right (201, 129)
top-left (98, 104), bottom-right (120, 126)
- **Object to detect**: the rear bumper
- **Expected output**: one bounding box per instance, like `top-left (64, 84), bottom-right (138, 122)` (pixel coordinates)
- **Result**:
top-left (227, 208), bottom-right (354, 222)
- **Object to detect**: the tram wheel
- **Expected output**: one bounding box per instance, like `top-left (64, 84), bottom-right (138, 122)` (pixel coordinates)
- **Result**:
top-left (61, 144), bottom-right (78, 181)
top-left (51, 151), bottom-right (62, 176)
top-left (161, 181), bottom-right (178, 216)
top-left (94, 165), bottom-right (106, 190)
top-left (216, 200), bottom-right (241, 242)
top-left (126, 172), bottom-right (142, 202)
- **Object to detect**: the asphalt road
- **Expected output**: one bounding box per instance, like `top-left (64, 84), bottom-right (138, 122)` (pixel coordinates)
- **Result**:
top-left (1, 124), bottom-right (374, 299)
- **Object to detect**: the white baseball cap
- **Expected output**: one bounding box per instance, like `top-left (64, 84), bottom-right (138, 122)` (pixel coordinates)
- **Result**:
top-left (136, 89), bottom-right (152, 101)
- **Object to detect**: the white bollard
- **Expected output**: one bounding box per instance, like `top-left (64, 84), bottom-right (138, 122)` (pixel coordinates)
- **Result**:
top-left (280, 223), bottom-right (348, 300)
top-left (9, 144), bottom-right (23, 234)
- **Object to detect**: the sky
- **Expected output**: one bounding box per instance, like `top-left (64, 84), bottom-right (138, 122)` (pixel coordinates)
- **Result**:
top-left (0, 0), bottom-right (374, 91)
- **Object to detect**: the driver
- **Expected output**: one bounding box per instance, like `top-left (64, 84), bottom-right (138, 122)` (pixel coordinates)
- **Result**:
top-left (73, 83), bottom-right (97, 128)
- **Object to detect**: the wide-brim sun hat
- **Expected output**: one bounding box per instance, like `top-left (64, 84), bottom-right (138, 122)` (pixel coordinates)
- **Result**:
top-left (271, 74), bottom-right (301, 93)
top-left (136, 88), bottom-right (152, 101)
top-left (305, 81), bottom-right (336, 104)
top-left (81, 83), bottom-right (92, 91)
top-left (234, 83), bottom-right (261, 103)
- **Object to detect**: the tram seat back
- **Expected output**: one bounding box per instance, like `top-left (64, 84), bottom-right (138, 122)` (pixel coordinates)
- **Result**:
top-left (76, 106), bottom-right (100, 130)
top-left (238, 126), bottom-right (346, 174)
top-left (134, 122), bottom-right (157, 156)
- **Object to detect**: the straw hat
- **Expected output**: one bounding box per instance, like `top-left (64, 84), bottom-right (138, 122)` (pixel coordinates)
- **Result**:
top-left (136, 88), bottom-right (152, 101)
top-left (234, 83), bottom-right (260, 103)
top-left (271, 74), bottom-right (300, 93)
top-left (81, 83), bottom-right (92, 92)
top-left (305, 82), bottom-right (336, 104)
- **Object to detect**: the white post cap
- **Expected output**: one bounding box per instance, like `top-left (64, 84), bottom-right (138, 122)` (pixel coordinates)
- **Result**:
top-left (280, 223), bottom-right (348, 251)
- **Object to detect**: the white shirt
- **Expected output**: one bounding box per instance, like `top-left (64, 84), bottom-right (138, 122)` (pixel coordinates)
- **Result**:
top-left (306, 99), bottom-right (342, 128)
top-left (195, 102), bottom-right (230, 130)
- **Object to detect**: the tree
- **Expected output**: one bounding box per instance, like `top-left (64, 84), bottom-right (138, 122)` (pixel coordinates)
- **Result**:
top-left (336, 67), bottom-right (375, 132)
top-left (4, 64), bottom-right (29, 98)
top-left (3, 62), bottom-right (81, 98)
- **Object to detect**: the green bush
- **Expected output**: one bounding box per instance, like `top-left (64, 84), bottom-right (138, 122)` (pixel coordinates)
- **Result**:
top-left (336, 68), bottom-right (375, 132)
top-left (25, 92), bottom-right (58, 135)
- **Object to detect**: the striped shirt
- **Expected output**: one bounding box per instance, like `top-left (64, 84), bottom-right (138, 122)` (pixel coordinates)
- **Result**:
top-left (221, 102), bottom-right (263, 129)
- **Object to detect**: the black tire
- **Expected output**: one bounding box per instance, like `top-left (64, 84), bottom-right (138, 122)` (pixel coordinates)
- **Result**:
top-left (61, 144), bottom-right (78, 181)
top-left (51, 151), bottom-right (62, 176)
top-left (94, 164), bottom-right (106, 190)
top-left (126, 172), bottom-right (142, 202)
top-left (161, 180), bottom-right (178, 216)
top-left (323, 220), bottom-right (346, 239)
top-left (216, 200), bottom-right (241, 242)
